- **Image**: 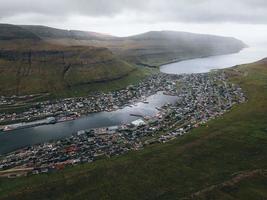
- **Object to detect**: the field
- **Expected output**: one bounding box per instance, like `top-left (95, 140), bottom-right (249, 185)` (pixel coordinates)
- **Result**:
top-left (0, 60), bottom-right (266, 199)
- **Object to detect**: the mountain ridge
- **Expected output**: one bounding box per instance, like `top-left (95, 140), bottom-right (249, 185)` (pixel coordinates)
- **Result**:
top-left (15, 24), bottom-right (246, 66)
top-left (0, 23), bottom-right (247, 96)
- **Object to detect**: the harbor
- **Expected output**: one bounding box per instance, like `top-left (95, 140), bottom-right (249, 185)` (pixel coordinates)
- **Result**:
top-left (0, 91), bottom-right (178, 154)
top-left (0, 71), bottom-right (246, 177)
top-left (1, 117), bottom-right (56, 132)
top-left (1, 46), bottom-right (266, 177)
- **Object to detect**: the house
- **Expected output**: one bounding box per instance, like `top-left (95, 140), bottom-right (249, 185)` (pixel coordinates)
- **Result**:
top-left (131, 119), bottom-right (146, 127)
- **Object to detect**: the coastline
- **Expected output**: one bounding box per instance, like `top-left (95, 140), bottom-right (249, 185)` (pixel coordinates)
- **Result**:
top-left (0, 47), bottom-right (248, 134)
top-left (159, 48), bottom-right (246, 68)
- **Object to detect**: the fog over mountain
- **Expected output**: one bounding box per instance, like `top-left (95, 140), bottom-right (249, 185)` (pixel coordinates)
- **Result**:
top-left (1, 0), bottom-right (267, 23)
top-left (0, 0), bottom-right (267, 44)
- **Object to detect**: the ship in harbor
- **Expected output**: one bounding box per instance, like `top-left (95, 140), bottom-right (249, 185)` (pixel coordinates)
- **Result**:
top-left (2, 117), bottom-right (56, 132)
top-left (130, 113), bottom-right (145, 118)
top-left (57, 115), bottom-right (79, 123)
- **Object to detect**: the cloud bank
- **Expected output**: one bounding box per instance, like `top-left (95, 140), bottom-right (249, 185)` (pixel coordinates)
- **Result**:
top-left (0, 0), bottom-right (267, 24)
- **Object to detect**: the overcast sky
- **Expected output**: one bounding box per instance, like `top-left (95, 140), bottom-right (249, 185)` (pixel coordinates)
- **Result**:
top-left (1, 0), bottom-right (267, 44)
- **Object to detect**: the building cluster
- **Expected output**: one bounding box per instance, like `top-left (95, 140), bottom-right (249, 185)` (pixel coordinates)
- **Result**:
top-left (0, 74), bottom-right (178, 126)
top-left (0, 72), bottom-right (246, 178)
top-left (0, 93), bottom-right (49, 106)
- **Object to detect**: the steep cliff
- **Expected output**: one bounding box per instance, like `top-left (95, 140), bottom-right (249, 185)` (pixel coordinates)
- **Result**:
top-left (0, 45), bottom-right (134, 95)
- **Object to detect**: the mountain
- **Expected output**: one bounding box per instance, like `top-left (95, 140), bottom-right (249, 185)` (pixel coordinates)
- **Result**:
top-left (0, 24), bottom-right (41, 41)
top-left (0, 24), bottom-right (246, 95)
top-left (116, 31), bottom-right (246, 66)
top-left (0, 43), bottom-right (134, 95)
top-left (20, 25), bottom-right (114, 40)
top-left (0, 25), bottom-right (134, 95)
top-left (20, 26), bottom-right (246, 66)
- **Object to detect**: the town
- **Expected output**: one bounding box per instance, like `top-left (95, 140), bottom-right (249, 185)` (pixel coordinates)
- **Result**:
top-left (0, 71), bottom-right (246, 178)
top-left (0, 73), bottom-right (179, 129)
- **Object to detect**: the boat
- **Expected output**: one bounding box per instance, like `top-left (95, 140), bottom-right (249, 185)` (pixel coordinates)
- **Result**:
top-left (3, 117), bottom-right (56, 132)
top-left (57, 115), bottom-right (78, 123)
top-left (3, 126), bottom-right (13, 132)
top-left (130, 113), bottom-right (144, 118)
top-left (143, 116), bottom-right (151, 120)
top-left (155, 107), bottom-right (162, 111)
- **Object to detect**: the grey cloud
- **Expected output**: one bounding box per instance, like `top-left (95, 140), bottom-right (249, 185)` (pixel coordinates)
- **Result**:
top-left (0, 0), bottom-right (267, 24)
top-left (0, 0), bottom-right (148, 18)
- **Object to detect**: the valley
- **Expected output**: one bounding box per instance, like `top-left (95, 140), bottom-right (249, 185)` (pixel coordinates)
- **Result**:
top-left (0, 24), bottom-right (246, 96)
top-left (1, 1), bottom-right (267, 200)
top-left (0, 23), bottom-right (266, 200)
top-left (0, 52), bottom-right (266, 200)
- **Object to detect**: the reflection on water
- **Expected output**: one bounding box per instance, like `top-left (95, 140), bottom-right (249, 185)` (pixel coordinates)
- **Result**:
top-left (0, 92), bottom-right (178, 154)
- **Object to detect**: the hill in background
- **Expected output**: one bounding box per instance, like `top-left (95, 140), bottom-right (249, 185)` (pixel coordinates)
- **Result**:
top-left (0, 24), bottom-right (246, 96)
top-left (22, 25), bottom-right (246, 67)
top-left (0, 24), bottom-right (135, 96)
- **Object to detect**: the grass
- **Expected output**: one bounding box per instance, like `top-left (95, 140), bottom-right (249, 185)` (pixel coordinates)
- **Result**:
top-left (51, 66), bottom-right (156, 98)
top-left (194, 171), bottom-right (267, 200)
top-left (0, 67), bottom-right (156, 116)
top-left (0, 44), bottom-right (138, 96)
top-left (0, 60), bottom-right (266, 200)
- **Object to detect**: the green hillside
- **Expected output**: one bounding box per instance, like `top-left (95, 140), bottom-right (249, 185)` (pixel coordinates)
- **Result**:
top-left (20, 25), bottom-right (114, 40)
top-left (21, 25), bottom-right (246, 67)
top-left (0, 59), bottom-right (266, 199)
top-left (112, 31), bottom-right (247, 66)
top-left (0, 24), bottom-right (139, 96)
top-left (0, 44), bottom-right (135, 96)
top-left (0, 24), bottom-right (246, 96)
top-left (0, 24), bottom-right (41, 41)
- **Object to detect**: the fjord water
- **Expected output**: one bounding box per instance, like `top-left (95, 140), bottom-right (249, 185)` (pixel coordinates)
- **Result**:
top-left (1, 45), bottom-right (267, 155)
top-left (0, 93), bottom-right (178, 154)
top-left (160, 46), bottom-right (267, 74)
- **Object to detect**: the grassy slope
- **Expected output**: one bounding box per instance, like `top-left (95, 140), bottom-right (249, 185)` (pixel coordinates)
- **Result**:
top-left (0, 60), bottom-right (267, 200)
top-left (0, 67), bottom-right (154, 116)
top-left (0, 24), bottom-right (145, 96)
top-left (0, 24), bottom-right (245, 97)
top-left (50, 66), bottom-right (156, 98)
top-left (47, 31), bottom-right (246, 67)
top-left (0, 43), bottom-right (139, 96)
top-left (22, 25), bottom-right (245, 67)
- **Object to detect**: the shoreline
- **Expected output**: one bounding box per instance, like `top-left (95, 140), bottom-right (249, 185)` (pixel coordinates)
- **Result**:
top-left (158, 48), bottom-right (246, 68)
top-left (0, 48), bottom-right (248, 133)
top-left (0, 70), bottom-right (246, 175)
top-left (0, 91), bottom-right (177, 134)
